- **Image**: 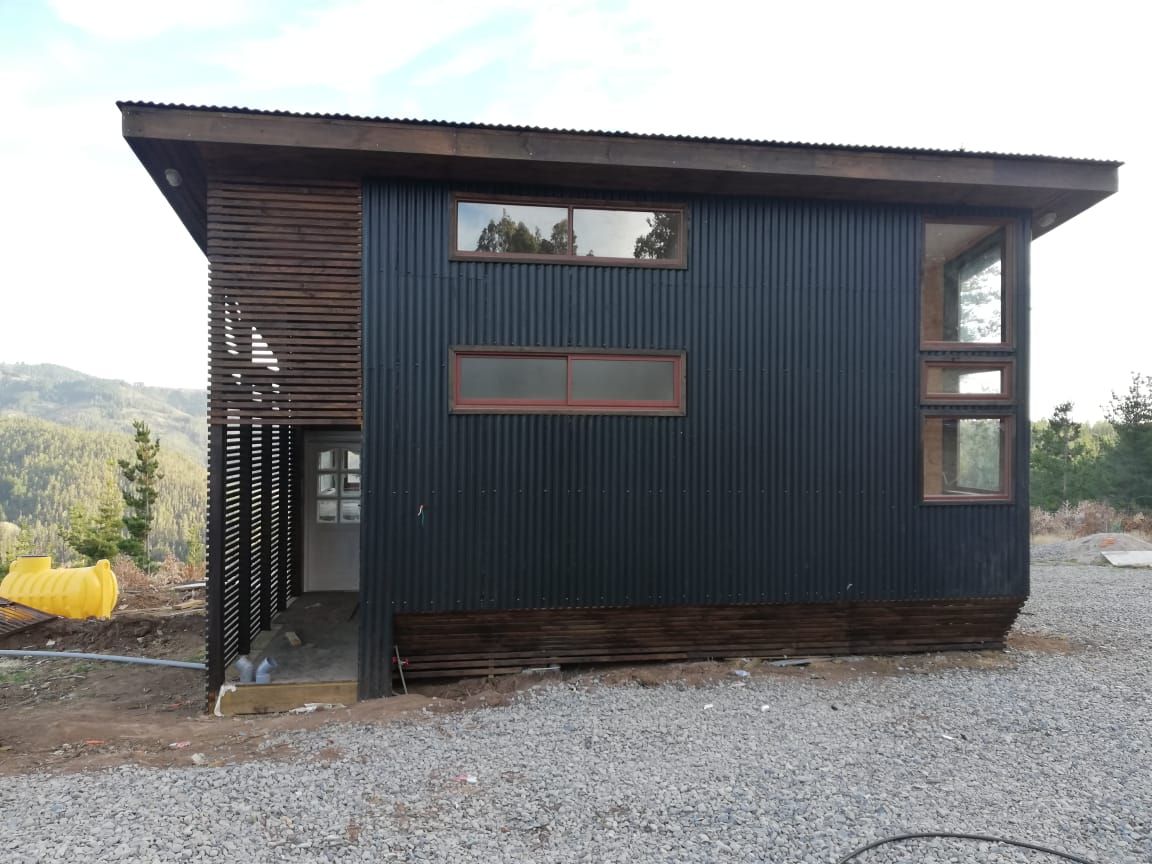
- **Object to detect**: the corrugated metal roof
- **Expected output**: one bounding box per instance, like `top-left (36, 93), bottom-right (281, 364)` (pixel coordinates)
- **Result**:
top-left (116, 101), bottom-right (1121, 166)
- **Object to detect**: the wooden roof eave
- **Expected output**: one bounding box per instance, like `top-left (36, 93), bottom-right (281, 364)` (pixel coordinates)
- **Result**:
top-left (120, 104), bottom-right (1119, 248)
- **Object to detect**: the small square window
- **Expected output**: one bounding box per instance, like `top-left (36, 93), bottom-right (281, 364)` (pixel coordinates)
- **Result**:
top-left (340, 501), bottom-right (361, 523)
top-left (922, 415), bottom-right (1012, 502)
top-left (318, 473), bottom-right (338, 497)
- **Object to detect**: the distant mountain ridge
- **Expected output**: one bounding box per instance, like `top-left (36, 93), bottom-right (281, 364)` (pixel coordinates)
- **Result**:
top-left (0, 362), bottom-right (206, 462)
top-left (0, 415), bottom-right (205, 565)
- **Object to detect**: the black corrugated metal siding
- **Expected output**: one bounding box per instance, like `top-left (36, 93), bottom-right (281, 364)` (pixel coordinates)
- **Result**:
top-left (360, 182), bottom-right (1029, 679)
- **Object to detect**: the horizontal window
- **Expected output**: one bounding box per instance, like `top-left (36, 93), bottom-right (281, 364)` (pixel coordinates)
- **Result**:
top-left (452, 196), bottom-right (686, 267)
top-left (921, 221), bottom-right (1011, 347)
top-left (922, 361), bottom-right (1013, 402)
top-left (450, 348), bottom-right (685, 414)
top-left (922, 415), bottom-right (1012, 502)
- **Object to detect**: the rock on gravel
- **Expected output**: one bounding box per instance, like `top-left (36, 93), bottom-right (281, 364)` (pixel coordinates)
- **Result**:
top-left (2, 564), bottom-right (1150, 864)
top-left (1031, 532), bottom-right (1152, 565)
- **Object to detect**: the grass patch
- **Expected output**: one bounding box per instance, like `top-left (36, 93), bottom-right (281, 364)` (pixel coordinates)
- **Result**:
top-left (0, 665), bottom-right (32, 686)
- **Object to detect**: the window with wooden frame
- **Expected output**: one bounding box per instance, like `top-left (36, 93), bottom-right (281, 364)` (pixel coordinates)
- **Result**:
top-left (922, 414), bottom-right (1013, 502)
top-left (921, 220), bottom-right (1013, 349)
top-left (451, 196), bottom-right (686, 268)
top-left (921, 360), bottom-right (1014, 403)
top-left (449, 348), bottom-right (686, 415)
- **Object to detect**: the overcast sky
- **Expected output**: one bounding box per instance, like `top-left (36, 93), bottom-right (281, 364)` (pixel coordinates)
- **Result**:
top-left (0, 0), bottom-right (1144, 420)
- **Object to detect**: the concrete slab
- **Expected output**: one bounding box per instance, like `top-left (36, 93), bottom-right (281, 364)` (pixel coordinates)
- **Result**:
top-left (230, 592), bottom-right (359, 683)
top-left (1102, 551), bottom-right (1152, 568)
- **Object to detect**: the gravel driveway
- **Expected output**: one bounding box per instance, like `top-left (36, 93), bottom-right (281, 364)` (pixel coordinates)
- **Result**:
top-left (3, 563), bottom-right (1150, 864)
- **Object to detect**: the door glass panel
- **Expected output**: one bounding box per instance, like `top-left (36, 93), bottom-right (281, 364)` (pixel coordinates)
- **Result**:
top-left (317, 500), bottom-right (338, 523)
top-left (315, 444), bottom-right (363, 524)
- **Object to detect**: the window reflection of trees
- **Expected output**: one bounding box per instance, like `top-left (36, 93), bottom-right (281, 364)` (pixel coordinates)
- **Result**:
top-left (466, 204), bottom-right (681, 261)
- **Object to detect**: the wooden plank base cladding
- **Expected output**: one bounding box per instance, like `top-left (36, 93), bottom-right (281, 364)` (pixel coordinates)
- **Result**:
top-left (206, 177), bottom-right (362, 425)
top-left (394, 598), bottom-right (1024, 678)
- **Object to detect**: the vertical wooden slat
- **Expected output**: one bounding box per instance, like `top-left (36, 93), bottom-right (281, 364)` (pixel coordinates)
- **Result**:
top-left (289, 426), bottom-right (304, 599)
top-left (259, 424), bottom-right (273, 631)
top-left (206, 426), bottom-right (227, 689)
top-left (277, 426), bottom-right (292, 612)
top-left (237, 425), bottom-right (253, 656)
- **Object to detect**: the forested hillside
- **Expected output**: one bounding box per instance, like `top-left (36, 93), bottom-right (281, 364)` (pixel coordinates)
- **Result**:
top-left (0, 416), bottom-right (205, 566)
top-left (0, 363), bottom-right (206, 462)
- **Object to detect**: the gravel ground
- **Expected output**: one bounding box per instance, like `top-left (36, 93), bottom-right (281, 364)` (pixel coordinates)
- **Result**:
top-left (3, 563), bottom-right (1150, 864)
top-left (1030, 533), bottom-right (1152, 566)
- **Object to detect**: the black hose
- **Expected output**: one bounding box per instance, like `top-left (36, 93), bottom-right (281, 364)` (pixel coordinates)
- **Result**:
top-left (837, 831), bottom-right (1102, 864)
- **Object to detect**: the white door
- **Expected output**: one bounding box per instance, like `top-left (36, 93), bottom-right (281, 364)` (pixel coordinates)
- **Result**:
top-left (303, 435), bottom-right (361, 592)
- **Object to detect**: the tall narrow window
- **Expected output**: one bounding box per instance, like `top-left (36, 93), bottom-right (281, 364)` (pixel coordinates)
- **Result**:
top-left (315, 446), bottom-right (361, 523)
top-left (921, 221), bottom-right (1011, 347)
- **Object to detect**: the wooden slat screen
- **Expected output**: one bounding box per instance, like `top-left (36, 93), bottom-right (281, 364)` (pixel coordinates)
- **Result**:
top-left (206, 423), bottom-right (298, 688)
top-left (206, 178), bottom-right (362, 425)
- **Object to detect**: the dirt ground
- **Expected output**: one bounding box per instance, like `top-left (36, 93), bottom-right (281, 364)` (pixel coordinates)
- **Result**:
top-left (0, 594), bottom-right (1079, 777)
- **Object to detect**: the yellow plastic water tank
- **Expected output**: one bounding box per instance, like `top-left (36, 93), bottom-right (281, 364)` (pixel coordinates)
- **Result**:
top-left (0, 556), bottom-right (119, 619)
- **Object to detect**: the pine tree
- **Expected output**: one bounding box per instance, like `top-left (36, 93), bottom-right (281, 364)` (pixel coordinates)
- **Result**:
top-left (184, 522), bottom-right (205, 568)
top-left (118, 421), bottom-right (164, 569)
top-left (65, 482), bottom-right (125, 564)
top-left (0, 523), bottom-right (33, 574)
top-left (1030, 402), bottom-right (1088, 510)
top-left (1100, 374), bottom-right (1152, 511)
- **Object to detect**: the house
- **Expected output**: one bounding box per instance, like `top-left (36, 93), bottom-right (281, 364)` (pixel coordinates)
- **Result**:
top-left (118, 102), bottom-right (1119, 702)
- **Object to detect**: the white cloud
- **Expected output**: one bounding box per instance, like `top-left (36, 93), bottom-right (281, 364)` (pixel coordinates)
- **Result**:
top-left (47, 0), bottom-right (255, 41)
top-left (215, 0), bottom-right (524, 99)
top-left (3, 0), bottom-right (1146, 408)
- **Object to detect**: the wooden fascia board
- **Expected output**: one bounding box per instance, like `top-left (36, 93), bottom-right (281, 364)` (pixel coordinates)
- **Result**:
top-left (121, 106), bottom-right (1118, 201)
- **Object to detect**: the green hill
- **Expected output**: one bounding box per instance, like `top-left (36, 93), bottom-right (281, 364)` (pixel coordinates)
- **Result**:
top-left (0, 363), bottom-right (206, 463)
top-left (0, 416), bottom-right (205, 566)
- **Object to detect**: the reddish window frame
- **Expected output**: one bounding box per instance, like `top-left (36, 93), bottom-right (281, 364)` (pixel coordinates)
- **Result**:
top-left (449, 194), bottom-right (688, 269)
top-left (920, 359), bottom-right (1015, 404)
top-left (920, 216), bottom-right (1016, 352)
top-left (448, 347), bottom-right (686, 415)
top-left (921, 413), bottom-right (1014, 505)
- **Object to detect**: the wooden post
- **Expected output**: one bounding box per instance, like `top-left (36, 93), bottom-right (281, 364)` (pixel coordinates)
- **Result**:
top-left (259, 424), bottom-right (273, 631)
top-left (238, 425), bottom-right (253, 657)
top-left (206, 424), bottom-right (226, 689)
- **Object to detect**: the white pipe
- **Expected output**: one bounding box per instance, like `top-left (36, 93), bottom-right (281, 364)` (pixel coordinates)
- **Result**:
top-left (0, 649), bottom-right (205, 670)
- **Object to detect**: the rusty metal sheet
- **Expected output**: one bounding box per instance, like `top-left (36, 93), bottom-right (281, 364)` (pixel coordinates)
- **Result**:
top-left (0, 597), bottom-right (56, 640)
